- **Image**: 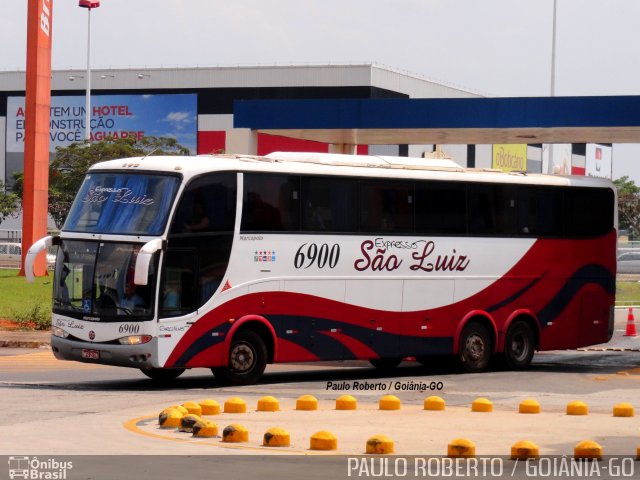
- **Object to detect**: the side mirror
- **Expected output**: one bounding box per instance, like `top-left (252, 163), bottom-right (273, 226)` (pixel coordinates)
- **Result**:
top-left (134, 238), bottom-right (165, 286)
top-left (25, 236), bottom-right (54, 283)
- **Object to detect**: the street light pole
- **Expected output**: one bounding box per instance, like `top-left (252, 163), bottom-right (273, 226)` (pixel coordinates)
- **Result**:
top-left (550, 0), bottom-right (557, 98)
top-left (548, 0), bottom-right (558, 174)
top-left (78, 1), bottom-right (100, 142)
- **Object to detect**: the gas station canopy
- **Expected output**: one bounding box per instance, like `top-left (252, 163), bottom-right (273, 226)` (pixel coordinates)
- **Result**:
top-left (234, 96), bottom-right (640, 145)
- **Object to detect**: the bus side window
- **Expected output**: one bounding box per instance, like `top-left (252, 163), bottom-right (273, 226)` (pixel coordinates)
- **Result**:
top-left (301, 176), bottom-right (358, 232)
top-left (516, 186), bottom-right (563, 237)
top-left (468, 184), bottom-right (516, 236)
top-left (359, 180), bottom-right (413, 233)
top-left (160, 250), bottom-right (197, 317)
top-left (165, 172), bottom-right (237, 312)
top-left (415, 181), bottom-right (467, 235)
top-left (242, 174), bottom-right (300, 232)
top-left (171, 174), bottom-right (236, 234)
top-left (563, 187), bottom-right (614, 237)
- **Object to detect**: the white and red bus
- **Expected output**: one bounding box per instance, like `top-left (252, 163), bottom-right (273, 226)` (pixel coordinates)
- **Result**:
top-left (27, 152), bottom-right (617, 384)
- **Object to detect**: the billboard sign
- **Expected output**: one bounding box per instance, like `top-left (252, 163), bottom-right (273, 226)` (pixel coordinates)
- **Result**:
top-left (585, 144), bottom-right (612, 179)
top-left (492, 144), bottom-right (527, 172)
top-left (6, 93), bottom-right (197, 181)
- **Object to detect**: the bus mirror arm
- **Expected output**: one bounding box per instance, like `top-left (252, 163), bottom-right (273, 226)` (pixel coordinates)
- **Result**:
top-left (25, 236), bottom-right (54, 283)
top-left (134, 238), bottom-right (165, 286)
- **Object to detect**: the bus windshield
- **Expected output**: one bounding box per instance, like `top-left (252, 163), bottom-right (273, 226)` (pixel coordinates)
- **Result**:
top-left (53, 240), bottom-right (156, 320)
top-left (64, 172), bottom-right (181, 235)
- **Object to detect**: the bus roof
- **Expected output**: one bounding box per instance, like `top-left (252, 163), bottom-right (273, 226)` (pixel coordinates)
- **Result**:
top-left (87, 152), bottom-right (615, 189)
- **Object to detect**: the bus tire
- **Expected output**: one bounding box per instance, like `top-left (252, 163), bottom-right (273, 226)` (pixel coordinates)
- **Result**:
top-left (140, 367), bottom-right (185, 381)
top-left (503, 321), bottom-right (536, 370)
top-left (458, 322), bottom-right (492, 373)
top-left (213, 330), bottom-right (267, 385)
top-left (369, 357), bottom-right (402, 371)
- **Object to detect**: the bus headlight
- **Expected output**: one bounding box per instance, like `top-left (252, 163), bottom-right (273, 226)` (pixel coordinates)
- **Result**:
top-left (118, 335), bottom-right (152, 345)
top-left (52, 326), bottom-right (69, 339)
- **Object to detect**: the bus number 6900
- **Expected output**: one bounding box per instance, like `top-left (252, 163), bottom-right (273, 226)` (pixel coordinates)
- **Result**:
top-left (294, 243), bottom-right (340, 269)
top-left (119, 324), bottom-right (140, 334)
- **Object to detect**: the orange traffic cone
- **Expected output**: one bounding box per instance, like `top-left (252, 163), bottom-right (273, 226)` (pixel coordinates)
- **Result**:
top-left (624, 307), bottom-right (638, 337)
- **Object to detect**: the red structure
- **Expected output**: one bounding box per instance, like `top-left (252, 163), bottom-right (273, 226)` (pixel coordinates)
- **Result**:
top-left (20, 0), bottom-right (53, 277)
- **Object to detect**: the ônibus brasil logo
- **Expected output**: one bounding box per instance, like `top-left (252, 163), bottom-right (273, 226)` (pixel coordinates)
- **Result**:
top-left (8, 456), bottom-right (73, 479)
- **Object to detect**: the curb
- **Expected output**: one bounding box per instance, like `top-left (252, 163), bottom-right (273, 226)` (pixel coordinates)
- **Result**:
top-left (578, 347), bottom-right (640, 352)
top-left (0, 340), bottom-right (50, 349)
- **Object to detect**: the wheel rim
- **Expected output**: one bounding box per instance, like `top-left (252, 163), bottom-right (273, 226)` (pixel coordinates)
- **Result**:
top-left (510, 332), bottom-right (529, 361)
top-left (465, 333), bottom-right (486, 362)
top-left (229, 341), bottom-right (255, 373)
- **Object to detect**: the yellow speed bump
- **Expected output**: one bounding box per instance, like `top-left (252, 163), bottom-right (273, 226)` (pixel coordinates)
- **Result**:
top-left (158, 407), bottom-right (183, 429)
top-left (169, 405), bottom-right (189, 416)
top-left (310, 431), bottom-right (337, 451)
top-left (574, 440), bottom-right (602, 460)
top-left (222, 424), bottom-right (249, 443)
top-left (182, 401), bottom-right (203, 416)
top-left (224, 397), bottom-right (247, 413)
top-left (518, 399), bottom-right (541, 414)
top-left (366, 435), bottom-right (394, 454)
top-left (511, 440), bottom-right (540, 459)
top-left (424, 396), bottom-right (445, 411)
top-left (296, 394), bottom-right (319, 411)
top-left (613, 402), bottom-right (635, 417)
top-left (379, 395), bottom-right (401, 410)
top-left (566, 400), bottom-right (589, 416)
top-left (336, 395), bottom-right (357, 410)
top-left (471, 398), bottom-right (493, 412)
top-left (257, 396), bottom-right (280, 412)
top-left (192, 420), bottom-right (219, 438)
top-left (179, 414), bottom-right (202, 433)
top-left (199, 399), bottom-right (220, 415)
top-left (263, 427), bottom-right (290, 447)
top-left (448, 438), bottom-right (476, 458)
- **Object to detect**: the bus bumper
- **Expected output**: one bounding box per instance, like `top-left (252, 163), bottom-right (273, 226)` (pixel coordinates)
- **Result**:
top-left (51, 335), bottom-right (159, 369)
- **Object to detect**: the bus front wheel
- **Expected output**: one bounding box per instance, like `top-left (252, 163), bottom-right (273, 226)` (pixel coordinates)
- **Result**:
top-left (458, 322), bottom-right (492, 373)
top-left (502, 321), bottom-right (536, 370)
top-left (213, 330), bottom-right (267, 385)
top-left (140, 367), bottom-right (185, 381)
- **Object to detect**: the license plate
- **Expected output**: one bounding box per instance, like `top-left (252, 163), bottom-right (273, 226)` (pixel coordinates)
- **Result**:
top-left (81, 349), bottom-right (100, 360)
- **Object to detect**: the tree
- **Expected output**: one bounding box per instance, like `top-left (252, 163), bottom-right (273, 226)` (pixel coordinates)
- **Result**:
top-left (614, 176), bottom-right (640, 239)
top-left (15, 136), bottom-right (190, 228)
top-left (0, 180), bottom-right (20, 225)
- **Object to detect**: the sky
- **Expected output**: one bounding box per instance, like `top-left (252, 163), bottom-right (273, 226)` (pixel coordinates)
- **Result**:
top-left (2, 0), bottom-right (640, 180)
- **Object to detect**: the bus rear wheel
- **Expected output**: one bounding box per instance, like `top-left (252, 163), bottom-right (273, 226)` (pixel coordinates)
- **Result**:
top-left (458, 322), bottom-right (492, 373)
top-left (140, 367), bottom-right (185, 381)
top-left (213, 330), bottom-right (267, 385)
top-left (503, 321), bottom-right (536, 370)
top-left (369, 357), bottom-right (402, 371)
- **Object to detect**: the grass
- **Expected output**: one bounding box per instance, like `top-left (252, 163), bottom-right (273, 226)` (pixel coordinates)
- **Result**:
top-left (616, 279), bottom-right (640, 306)
top-left (0, 269), bottom-right (53, 322)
